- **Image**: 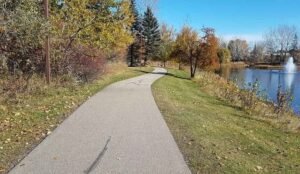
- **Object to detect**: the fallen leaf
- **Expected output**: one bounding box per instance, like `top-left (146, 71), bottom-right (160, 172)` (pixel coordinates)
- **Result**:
top-left (256, 166), bottom-right (263, 170)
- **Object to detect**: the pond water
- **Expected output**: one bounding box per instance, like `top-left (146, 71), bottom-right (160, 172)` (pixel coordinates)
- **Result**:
top-left (219, 67), bottom-right (300, 114)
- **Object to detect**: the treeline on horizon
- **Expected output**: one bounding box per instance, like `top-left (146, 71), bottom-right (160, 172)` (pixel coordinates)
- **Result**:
top-left (220, 25), bottom-right (300, 65)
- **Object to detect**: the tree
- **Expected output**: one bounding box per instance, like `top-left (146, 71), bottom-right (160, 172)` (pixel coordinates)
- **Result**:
top-left (218, 37), bottom-right (228, 49)
top-left (218, 48), bottom-right (231, 64)
top-left (228, 39), bottom-right (249, 61)
top-left (0, 0), bottom-right (48, 74)
top-left (198, 27), bottom-right (220, 69)
top-left (290, 34), bottom-right (299, 60)
top-left (250, 43), bottom-right (265, 63)
top-left (157, 23), bottom-right (175, 67)
top-left (127, 0), bottom-right (143, 67)
top-left (264, 29), bottom-right (277, 63)
top-left (292, 34), bottom-right (298, 50)
top-left (1, 0), bottom-right (135, 78)
top-left (49, 0), bottom-right (135, 76)
top-left (174, 26), bottom-right (199, 78)
top-left (142, 7), bottom-right (160, 65)
top-left (264, 25), bottom-right (297, 63)
top-left (51, 0), bottom-right (134, 53)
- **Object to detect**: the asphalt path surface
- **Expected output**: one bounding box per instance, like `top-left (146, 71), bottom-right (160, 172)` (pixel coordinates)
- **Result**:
top-left (9, 68), bottom-right (191, 174)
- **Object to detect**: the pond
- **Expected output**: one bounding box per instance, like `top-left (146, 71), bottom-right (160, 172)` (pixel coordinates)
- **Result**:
top-left (219, 66), bottom-right (300, 114)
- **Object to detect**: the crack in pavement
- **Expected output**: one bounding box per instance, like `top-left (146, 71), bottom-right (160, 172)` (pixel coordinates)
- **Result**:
top-left (84, 137), bottom-right (111, 174)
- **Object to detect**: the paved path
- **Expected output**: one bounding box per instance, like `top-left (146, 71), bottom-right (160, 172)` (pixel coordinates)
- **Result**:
top-left (9, 68), bottom-right (191, 174)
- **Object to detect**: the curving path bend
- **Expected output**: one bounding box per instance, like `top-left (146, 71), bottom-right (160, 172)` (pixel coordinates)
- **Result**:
top-left (9, 68), bottom-right (191, 174)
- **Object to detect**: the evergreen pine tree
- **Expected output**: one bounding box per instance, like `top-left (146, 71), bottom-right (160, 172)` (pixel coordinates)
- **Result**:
top-left (292, 34), bottom-right (298, 50)
top-left (251, 44), bottom-right (258, 62)
top-left (290, 34), bottom-right (299, 59)
top-left (142, 7), bottom-right (160, 65)
top-left (127, 0), bottom-right (143, 67)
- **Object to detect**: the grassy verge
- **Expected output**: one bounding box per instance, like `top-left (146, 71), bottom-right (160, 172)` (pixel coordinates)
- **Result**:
top-left (0, 64), bottom-right (153, 173)
top-left (152, 69), bottom-right (300, 174)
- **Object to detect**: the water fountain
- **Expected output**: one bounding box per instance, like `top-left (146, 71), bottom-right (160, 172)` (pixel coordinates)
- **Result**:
top-left (223, 57), bottom-right (300, 113)
top-left (284, 57), bottom-right (296, 90)
top-left (285, 57), bottom-right (296, 73)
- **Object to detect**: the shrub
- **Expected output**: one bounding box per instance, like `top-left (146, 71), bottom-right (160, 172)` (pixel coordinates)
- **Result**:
top-left (0, 75), bottom-right (33, 103)
top-left (1, 0), bottom-right (48, 75)
top-left (239, 81), bottom-right (260, 110)
top-left (67, 46), bottom-right (106, 83)
top-left (275, 87), bottom-right (293, 115)
top-left (217, 48), bottom-right (231, 64)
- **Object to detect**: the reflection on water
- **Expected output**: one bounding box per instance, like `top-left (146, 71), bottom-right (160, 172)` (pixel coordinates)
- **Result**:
top-left (219, 67), bottom-right (300, 113)
top-left (285, 73), bottom-right (295, 90)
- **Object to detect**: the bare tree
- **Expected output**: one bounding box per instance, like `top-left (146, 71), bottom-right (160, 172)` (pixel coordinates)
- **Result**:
top-left (228, 39), bottom-right (249, 61)
top-left (264, 25), bottom-right (297, 63)
top-left (218, 36), bottom-right (228, 49)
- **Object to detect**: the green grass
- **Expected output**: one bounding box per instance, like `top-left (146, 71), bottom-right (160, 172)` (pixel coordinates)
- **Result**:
top-left (152, 69), bottom-right (300, 174)
top-left (0, 65), bottom-right (153, 174)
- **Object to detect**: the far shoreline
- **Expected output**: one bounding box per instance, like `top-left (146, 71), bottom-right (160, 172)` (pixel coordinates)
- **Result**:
top-left (222, 62), bottom-right (300, 70)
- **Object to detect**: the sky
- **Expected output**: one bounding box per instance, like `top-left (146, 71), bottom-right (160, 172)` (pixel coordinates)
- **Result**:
top-left (155, 0), bottom-right (300, 44)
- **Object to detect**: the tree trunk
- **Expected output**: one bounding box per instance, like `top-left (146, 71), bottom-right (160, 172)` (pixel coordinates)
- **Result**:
top-left (44, 0), bottom-right (51, 84)
top-left (270, 54), bottom-right (273, 64)
top-left (190, 64), bottom-right (197, 78)
top-left (280, 46), bottom-right (284, 63)
top-left (193, 62), bottom-right (197, 77)
top-left (190, 66), bottom-right (193, 78)
top-left (190, 56), bottom-right (195, 78)
top-left (143, 56), bottom-right (147, 66)
top-left (129, 44), bottom-right (134, 67)
top-left (178, 57), bottom-right (182, 70)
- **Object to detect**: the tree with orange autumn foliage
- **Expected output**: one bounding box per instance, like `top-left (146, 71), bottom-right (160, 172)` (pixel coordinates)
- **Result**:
top-left (173, 26), bottom-right (220, 78)
top-left (198, 27), bottom-right (220, 70)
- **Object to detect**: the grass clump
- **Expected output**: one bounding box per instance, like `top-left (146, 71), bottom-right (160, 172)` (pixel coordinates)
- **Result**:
top-left (152, 68), bottom-right (300, 174)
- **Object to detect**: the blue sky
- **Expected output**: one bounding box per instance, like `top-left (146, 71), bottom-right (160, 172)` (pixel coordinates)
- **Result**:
top-left (155, 0), bottom-right (300, 43)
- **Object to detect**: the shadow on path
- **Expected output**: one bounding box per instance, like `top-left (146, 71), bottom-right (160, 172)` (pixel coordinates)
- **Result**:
top-left (84, 137), bottom-right (111, 174)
